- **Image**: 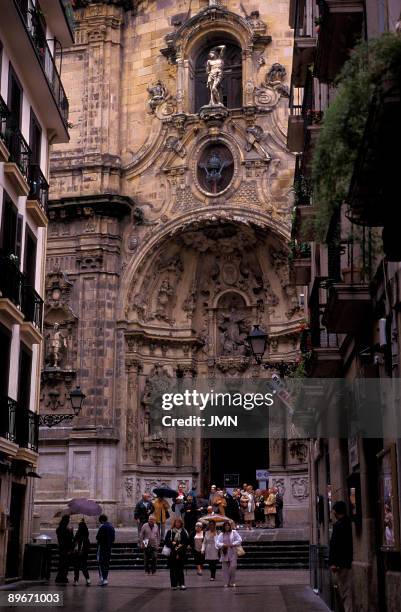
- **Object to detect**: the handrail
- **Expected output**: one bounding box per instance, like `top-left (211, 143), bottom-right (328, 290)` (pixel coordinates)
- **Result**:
top-left (28, 163), bottom-right (49, 214)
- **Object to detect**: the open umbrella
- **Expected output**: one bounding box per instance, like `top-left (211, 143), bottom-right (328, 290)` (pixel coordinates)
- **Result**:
top-left (153, 486), bottom-right (178, 499)
top-left (198, 513), bottom-right (235, 527)
top-left (68, 498), bottom-right (102, 516)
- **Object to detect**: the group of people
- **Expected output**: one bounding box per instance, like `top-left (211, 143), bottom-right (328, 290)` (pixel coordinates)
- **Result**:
top-left (134, 483), bottom-right (284, 541)
top-left (139, 515), bottom-right (243, 589)
top-left (55, 514), bottom-right (115, 586)
top-left (207, 484), bottom-right (284, 530)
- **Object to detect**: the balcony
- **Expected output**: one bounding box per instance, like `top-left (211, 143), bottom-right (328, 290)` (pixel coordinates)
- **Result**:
top-left (291, 156), bottom-right (316, 241)
top-left (308, 278), bottom-right (342, 377)
top-left (0, 396), bottom-right (18, 456)
top-left (21, 284), bottom-right (44, 345)
top-left (314, 0), bottom-right (364, 83)
top-left (0, 254), bottom-right (24, 326)
top-left (290, 242), bottom-right (312, 285)
top-left (291, 0), bottom-right (319, 87)
top-left (27, 164), bottom-right (49, 227)
top-left (1, 1), bottom-right (69, 143)
top-left (15, 408), bottom-right (39, 461)
top-left (3, 127), bottom-right (31, 195)
top-left (323, 283), bottom-right (371, 334)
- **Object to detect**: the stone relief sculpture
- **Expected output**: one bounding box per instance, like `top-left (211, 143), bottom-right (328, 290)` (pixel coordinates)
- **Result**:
top-left (206, 45), bottom-right (226, 106)
top-left (147, 80), bottom-right (168, 113)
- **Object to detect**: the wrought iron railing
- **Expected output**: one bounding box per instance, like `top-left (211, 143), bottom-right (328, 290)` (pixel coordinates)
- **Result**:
top-left (16, 408), bottom-right (39, 452)
top-left (22, 284), bottom-right (44, 329)
top-left (0, 396), bottom-right (17, 442)
top-left (0, 253), bottom-right (23, 307)
top-left (28, 163), bottom-right (49, 214)
top-left (309, 278), bottom-right (339, 348)
top-left (4, 126), bottom-right (31, 180)
top-left (14, 0), bottom-right (69, 126)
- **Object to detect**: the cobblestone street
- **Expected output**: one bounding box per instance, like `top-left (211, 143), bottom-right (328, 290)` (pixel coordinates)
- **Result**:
top-left (4, 570), bottom-right (331, 611)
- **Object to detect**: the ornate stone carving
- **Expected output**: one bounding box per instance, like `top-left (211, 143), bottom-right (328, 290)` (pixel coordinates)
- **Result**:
top-left (266, 63), bottom-right (287, 83)
top-left (165, 136), bottom-right (186, 158)
top-left (147, 80), bottom-right (168, 113)
top-left (76, 250), bottom-right (103, 270)
top-left (217, 293), bottom-right (250, 356)
top-left (290, 477), bottom-right (309, 501)
top-left (272, 478), bottom-right (285, 497)
top-left (124, 477), bottom-right (134, 498)
top-left (289, 440), bottom-right (308, 463)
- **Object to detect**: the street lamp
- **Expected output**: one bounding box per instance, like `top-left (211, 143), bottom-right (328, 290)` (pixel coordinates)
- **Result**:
top-left (39, 386), bottom-right (86, 427)
top-left (246, 325), bottom-right (268, 364)
top-left (69, 386), bottom-right (86, 416)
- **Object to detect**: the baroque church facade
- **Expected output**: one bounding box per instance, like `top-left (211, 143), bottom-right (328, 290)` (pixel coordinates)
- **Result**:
top-left (35, 0), bottom-right (309, 527)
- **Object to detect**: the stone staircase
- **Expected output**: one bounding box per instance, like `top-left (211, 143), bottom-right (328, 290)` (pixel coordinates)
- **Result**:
top-left (50, 540), bottom-right (309, 572)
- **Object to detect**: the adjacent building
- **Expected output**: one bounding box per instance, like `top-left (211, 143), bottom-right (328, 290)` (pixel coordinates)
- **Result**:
top-left (287, 0), bottom-right (401, 610)
top-left (0, 0), bottom-right (72, 582)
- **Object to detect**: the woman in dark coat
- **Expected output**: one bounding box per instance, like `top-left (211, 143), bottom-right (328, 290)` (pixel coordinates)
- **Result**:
top-left (55, 515), bottom-right (74, 584)
top-left (73, 519), bottom-right (91, 585)
top-left (182, 495), bottom-right (198, 534)
top-left (164, 517), bottom-right (190, 590)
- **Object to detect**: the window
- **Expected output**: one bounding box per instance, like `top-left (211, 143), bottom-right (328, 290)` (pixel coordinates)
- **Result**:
top-left (194, 40), bottom-right (242, 112)
top-left (29, 110), bottom-right (42, 165)
top-left (0, 192), bottom-right (23, 262)
top-left (7, 65), bottom-right (23, 129)
top-left (0, 323), bottom-right (11, 397)
top-left (24, 226), bottom-right (37, 287)
top-left (18, 343), bottom-right (32, 412)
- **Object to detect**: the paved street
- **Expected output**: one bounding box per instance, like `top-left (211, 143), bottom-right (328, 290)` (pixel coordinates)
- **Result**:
top-left (4, 570), bottom-right (330, 611)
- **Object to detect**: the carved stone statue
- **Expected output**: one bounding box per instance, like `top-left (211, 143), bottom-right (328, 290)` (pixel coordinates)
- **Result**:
top-left (155, 279), bottom-right (174, 321)
top-left (49, 323), bottom-right (67, 368)
top-left (266, 63), bottom-right (287, 83)
top-left (206, 45), bottom-right (226, 106)
top-left (218, 307), bottom-right (248, 355)
top-left (147, 80), bottom-right (167, 113)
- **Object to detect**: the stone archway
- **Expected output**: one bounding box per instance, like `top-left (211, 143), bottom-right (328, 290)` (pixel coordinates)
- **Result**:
top-left (122, 218), bottom-right (302, 501)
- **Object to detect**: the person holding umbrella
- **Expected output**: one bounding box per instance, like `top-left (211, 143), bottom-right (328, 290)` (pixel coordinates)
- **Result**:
top-left (96, 514), bottom-right (115, 586)
top-left (55, 514), bottom-right (74, 584)
top-left (73, 519), bottom-right (91, 586)
top-left (164, 517), bottom-right (190, 590)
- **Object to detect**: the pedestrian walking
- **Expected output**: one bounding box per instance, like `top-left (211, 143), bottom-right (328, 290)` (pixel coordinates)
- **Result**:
top-left (96, 514), bottom-right (115, 586)
top-left (134, 493), bottom-right (154, 537)
top-left (139, 515), bottom-right (160, 575)
top-left (264, 488), bottom-right (277, 528)
top-left (55, 514), bottom-right (74, 584)
top-left (190, 522), bottom-right (205, 575)
top-left (274, 487), bottom-right (284, 528)
top-left (202, 521), bottom-right (219, 581)
top-left (73, 519), bottom-right (91, 586)
top-left (216, 521), bottom-right (242, 587)
top-left (164, 517), bottom-right (190, 590)
top-left (182, 494), bottom-right (198, 533)
top-left (329, 501), bottom-right (353, 612)
top-left (153, 496), bottom-right (170, 542)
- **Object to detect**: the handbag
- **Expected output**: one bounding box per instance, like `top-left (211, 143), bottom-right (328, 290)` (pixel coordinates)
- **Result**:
top-left (161, 545), bottom-right (171, 557)
top-left (237, 545), bottom-right (246, 557)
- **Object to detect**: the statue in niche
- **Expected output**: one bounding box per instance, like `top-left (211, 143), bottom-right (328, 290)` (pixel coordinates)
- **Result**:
top-left (206, 45), bottom-right (226, 106)
top-left (155, 279), bottom-right (174, 321)
top-left (218, 309), bottom-right (248, 355)
top-left (47, 323), bottom-right (67, 368)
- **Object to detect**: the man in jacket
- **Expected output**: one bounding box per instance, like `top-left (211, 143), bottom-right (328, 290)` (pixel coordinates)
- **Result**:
top-left (139, 515), bottom-right (160, 575)
top-left (96, 514), bottom-right (115, 586)
top-left (329, 501), bottom-right (353, 612)
top-left (134, 493), bottom-right (155, 536)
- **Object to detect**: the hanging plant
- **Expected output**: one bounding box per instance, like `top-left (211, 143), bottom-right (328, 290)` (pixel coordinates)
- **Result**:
top-left (312, 33), bottom-right (401, 241)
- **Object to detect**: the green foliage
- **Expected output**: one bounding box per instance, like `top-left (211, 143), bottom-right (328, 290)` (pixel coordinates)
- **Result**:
top-left (312, 33), bottom-right (401, 240)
